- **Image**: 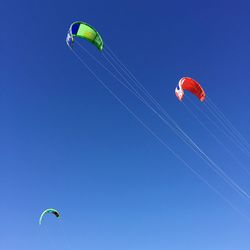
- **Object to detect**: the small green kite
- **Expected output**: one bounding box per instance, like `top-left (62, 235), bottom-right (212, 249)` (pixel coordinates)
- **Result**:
top-left (39, 208), bottom-right (60, 225)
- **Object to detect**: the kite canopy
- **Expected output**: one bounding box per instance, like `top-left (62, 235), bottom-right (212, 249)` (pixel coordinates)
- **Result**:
top-left (66, 21), bottom-right (104, 51)
top-left (39, 208), bottom-right (60, 225)
top-left (175, 77), bottom-right (206, 102)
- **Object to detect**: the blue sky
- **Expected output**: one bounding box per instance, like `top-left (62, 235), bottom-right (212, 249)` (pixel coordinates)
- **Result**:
top-left (1, 0), bottom-right (250, 249)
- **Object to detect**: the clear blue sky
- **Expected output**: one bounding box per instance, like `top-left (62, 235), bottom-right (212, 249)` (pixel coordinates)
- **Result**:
top-left (1, 0), bottom-right (250, 249)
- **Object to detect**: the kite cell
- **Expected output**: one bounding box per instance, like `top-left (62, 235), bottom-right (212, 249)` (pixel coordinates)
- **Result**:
top-left (66, 21), bottom-right (104, 51)
top-left (39, 208), bottom-right (60, 225)
top-left (175, 77), bottom-right (206, 102)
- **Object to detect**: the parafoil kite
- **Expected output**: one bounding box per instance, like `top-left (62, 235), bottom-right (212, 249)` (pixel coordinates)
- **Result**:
top-left (66, 21), bottom-right (104, 51)
top-left (39, 208), bottom-right (60, 225)
top-left (175, 77), bottom-right (206, 102)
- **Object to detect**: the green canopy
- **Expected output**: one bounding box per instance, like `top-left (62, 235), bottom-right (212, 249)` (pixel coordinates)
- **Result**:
top-left (39, 208), bottom-right (60, 225)
top-left (66, 21), bottom-right (104, 51)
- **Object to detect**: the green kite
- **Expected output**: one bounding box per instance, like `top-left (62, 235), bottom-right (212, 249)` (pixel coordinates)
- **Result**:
top-left (66, 21), bottom-right (104, 51)
top-left (39, 208), bottom-right (60, 225)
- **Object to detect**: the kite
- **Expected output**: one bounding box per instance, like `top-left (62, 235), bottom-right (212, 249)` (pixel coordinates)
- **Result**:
top-left (39, 208), bottom-right (60, 225)
top-left (66, 21), bottom-right (104, 51)
top-left (175, 77), bottom-right (206, 101)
